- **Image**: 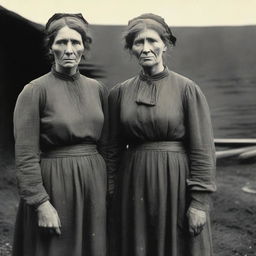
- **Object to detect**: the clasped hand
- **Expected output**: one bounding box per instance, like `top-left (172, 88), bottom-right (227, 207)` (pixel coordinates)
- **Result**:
top-left (37, 201), bottom-right (61, 235)
top-left (187, 207), bottom-right (206, 236)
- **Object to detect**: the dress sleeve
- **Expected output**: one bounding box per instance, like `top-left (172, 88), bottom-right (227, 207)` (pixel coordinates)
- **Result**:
top-left (107, 84), bottom-right (127, 195)
top-left (184, 82), bottom-right (216, 211)
top-left (14, 83), bottom-right (49, 207)
top-left (97, 83), bottom-right (109, 162)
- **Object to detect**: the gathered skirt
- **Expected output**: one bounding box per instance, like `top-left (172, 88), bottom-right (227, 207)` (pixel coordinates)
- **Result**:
top-left (13, 144), bottom-right (107, 256)
top-left (110, 142), bottom-right (213, 256)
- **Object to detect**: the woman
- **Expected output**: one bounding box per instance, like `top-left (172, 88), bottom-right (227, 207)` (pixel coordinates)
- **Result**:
top-left (13, 13), bottom-right (107, 256)
top-left (108, 13), bottom-right (216, 256)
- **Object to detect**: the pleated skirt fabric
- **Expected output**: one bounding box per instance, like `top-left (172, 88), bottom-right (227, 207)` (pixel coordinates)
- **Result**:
top-left (110, 142), bottom-right (213, 256)
top-left (13, 145), bottom-right (107, 256)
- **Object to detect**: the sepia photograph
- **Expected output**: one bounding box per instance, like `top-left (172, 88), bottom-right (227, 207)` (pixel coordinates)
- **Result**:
top-left (0, 0), bottom-right (256, 255)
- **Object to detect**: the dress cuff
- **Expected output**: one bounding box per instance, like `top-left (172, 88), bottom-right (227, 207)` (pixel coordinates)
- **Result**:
top-left (190, 191), bottom-right (210, 211)
top-left (26, 195), bottom-right (50, 210)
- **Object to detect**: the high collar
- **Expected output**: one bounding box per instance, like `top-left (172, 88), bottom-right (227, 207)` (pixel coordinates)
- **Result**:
top-left (51, 66), bottom-right (80, 81)
top-left (139, 66), bottom-right (169, 82)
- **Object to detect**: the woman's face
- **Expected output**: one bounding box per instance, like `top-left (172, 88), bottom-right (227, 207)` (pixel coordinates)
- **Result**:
top-left (51, 26), bottom-right (84, 74)
top-left (131, 29), bottom-right (167, 72)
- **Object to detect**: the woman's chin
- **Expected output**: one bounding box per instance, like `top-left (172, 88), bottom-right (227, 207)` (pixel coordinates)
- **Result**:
top-left (62, 63), bottom-right (77, 68)
top-left (140, 62), bottom-right (155, 68)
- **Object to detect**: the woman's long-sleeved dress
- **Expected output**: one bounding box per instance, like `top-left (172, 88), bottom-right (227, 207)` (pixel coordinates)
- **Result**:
top-left (108, 67), bottom-right (216, 256)
top-left (12, 68), bottom-right (108, 256)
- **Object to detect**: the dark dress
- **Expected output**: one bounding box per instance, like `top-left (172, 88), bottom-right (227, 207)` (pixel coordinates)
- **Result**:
top-left (108, 68), bottom-right (216, 256)
top-left (12, 68), bottom-right (108, 256)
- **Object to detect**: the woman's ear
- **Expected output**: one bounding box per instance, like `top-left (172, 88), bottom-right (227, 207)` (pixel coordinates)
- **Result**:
top-left (163, 44), bottom-right (167, 52)
top-left (49, 49), bottom-right (53, 54)
top-left (168, 43), bottom-right (174, 52)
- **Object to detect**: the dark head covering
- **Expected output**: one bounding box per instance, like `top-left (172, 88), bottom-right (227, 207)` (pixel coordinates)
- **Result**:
top-left (46, 13), bottom-right (89, 31)
top-left (124, 13), bottom-right (176, 49)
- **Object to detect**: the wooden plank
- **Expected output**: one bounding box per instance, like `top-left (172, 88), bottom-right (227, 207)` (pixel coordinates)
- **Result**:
top-left (238, 149), bottom-right (256, 160)
top-left (216, 146), bottom-right (256, 159)
top-left (214, 138), bottom-right (256, 147)
top-left (242, 185), bottom-right (256, 194)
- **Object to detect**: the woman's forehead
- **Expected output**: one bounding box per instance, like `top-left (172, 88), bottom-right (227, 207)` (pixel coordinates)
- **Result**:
top-left (54, 26), bottom-right (82, 40)
top-left (134, 29), bottom-right (162, 40)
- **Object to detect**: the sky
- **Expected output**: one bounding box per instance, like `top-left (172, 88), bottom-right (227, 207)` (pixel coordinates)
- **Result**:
top-left (1, 0), bottom-right (256, 26)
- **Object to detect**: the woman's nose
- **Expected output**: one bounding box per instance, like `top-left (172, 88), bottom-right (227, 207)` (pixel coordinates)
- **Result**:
top-left (65, 41), bottom-right (73, 54)
top-left (142, 41), bottom-right (151, 53)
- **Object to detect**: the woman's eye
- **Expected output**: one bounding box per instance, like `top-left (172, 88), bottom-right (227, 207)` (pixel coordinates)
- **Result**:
top-left (148, 38), bottom-right (157, 43)
top-left (55, 40), bottom-right (66, 45)
top-left (72, 40), bottom-right (81, 45)
top-left (134, 41), bottom-right (142, 46)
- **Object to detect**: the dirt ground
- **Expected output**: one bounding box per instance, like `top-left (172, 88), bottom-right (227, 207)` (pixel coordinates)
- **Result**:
top-left (0, 152), bottom-right (256, 256)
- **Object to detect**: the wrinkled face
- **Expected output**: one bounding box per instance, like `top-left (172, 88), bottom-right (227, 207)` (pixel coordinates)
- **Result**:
top-left (131, 29), bottom-right (167, 70)
top-left (51, 26), bottom-right (84, 73)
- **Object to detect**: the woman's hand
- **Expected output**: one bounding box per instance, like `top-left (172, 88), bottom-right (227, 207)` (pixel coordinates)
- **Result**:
top-left (187, 207), bottom-right (206, 236)
top-left (37, 201), bottom-right (61, 235)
